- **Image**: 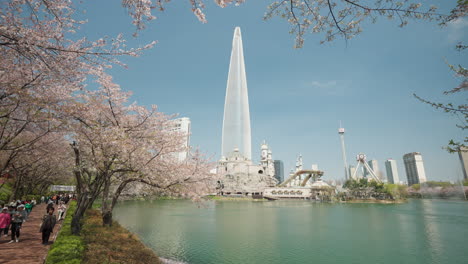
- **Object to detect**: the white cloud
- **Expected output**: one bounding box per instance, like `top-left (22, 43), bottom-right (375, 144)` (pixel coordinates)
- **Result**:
top-left (306, 80), bottom-right (351, 96)
top-left (308, 80), bottom-right (338, 89)
top-left (447, 17), bottom-right (468, 43)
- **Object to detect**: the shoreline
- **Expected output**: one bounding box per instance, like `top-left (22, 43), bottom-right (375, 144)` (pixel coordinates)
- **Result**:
top-left (341, 199), bottom-right (407, 204)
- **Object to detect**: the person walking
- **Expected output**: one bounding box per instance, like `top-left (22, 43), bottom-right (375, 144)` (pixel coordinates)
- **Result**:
top-left (5, 206), bottom-right (15, 237)
top-left (0, 207), bottom-right (11, 239)
top-left (40, 196), bottom-right (45, 204)
top-left (9, 204), bottom-right (26, 243)
top-left (57, 201), bottom-right (66, 221)
top-left (24, 201), bottom-right (33, 219)
top-left (40, 207), bottom-right (56, 245)
top-left (46, 200), bottom-right (54, 213)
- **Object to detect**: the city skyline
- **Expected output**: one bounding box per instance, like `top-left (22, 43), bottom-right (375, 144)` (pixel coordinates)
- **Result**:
top-left (79, 0), bottom-right (467, 182)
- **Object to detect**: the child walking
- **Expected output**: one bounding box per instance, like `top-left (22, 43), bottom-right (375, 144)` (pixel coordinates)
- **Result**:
top-left (40, 207), bottom-right (57, 245)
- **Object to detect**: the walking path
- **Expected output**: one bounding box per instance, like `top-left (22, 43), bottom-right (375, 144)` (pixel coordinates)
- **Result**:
top-left (0, 204), bottom-right (65, 264)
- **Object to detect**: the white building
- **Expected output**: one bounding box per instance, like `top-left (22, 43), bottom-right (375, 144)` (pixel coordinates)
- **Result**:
top-left (385, 159), bottom-right (400, 184)
top-left (171, 117), bottom-right (191, 162)
top-left (348, 165), bottom-right (356, 180)
top-left (403, 152), bottom-right (427, 186)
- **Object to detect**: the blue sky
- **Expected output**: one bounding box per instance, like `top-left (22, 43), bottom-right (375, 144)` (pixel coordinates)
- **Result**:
top-left (80, 1), bottom-right (467, 182)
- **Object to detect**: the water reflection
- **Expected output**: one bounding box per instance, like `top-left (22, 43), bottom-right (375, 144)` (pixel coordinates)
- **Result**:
top-left (420, 200), bottom-right (442, 263)
top-left (113, 199), bottom-right (468, 264)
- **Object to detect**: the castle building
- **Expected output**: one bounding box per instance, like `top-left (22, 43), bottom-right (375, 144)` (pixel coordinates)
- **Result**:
top-left (216, 142), bottom-right (277, 195)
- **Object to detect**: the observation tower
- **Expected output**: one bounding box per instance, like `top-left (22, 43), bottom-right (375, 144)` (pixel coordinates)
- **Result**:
top-left (338, 123), bottom-right (349, 180)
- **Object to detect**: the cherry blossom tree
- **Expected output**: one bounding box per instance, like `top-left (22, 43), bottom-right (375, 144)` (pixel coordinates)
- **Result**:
top-left (0, 0), bottom-right (154, 198)
top-left (0, 0), bottom-right (155, 160)
top-left (68, 82), bottom-right (213, 231)
top-left (7, 133), bottom-right (72, 200)
top-left (122, 0), bottom-right (445, 47)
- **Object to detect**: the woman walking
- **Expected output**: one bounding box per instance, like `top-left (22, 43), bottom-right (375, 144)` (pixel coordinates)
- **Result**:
top-left (0, 207), bottom-right (11, 239)
top-left (40, 207), bottom-right (57, 245)
top-left (57, 201), bottom-right (66, 221)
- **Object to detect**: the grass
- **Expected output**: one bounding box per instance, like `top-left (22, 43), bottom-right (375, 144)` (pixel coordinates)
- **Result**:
top-left (45, 201), bottom-right (85, 264)
top-left (81, 209), bottom-right (161, 264)
top-left (46, 200), bottom-right (161, 264)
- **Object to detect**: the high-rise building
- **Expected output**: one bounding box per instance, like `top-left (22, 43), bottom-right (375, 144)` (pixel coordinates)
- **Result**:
top-left (348, 165), bottom-right (356, 180)
top-left (385, 159), bottom-right (399, 184)
top-left (403, 152), bottom-right (427, 186)
top-left (221, 27), bottom-right (252, 160)
top-left (171, 117), bottom-right (191, 162)
top-left (274, 160), bottom-right (284, 184)
top-left (458, 147), bottom-right (468, 180)
top-left (216, 28), bottom-right (277, 195)
top-left (364, 159), bottom-right (379, 178)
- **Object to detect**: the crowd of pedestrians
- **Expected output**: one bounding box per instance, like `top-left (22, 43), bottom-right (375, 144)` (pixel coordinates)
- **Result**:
top-left (0, 193), bottom-right (73, 245)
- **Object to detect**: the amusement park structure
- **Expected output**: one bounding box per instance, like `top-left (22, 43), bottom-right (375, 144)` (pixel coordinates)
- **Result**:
top-left (278, 170), bottom-right (324, 187)
top-left (351, 154), bottom-right (382, 183)
top-left (263, 169), bottom-right (334, 200)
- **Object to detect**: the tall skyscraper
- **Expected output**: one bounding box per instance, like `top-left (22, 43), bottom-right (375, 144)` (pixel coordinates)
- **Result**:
top-left (221, 27), bottom-right (252, 160)
top-left (458, 147), bottom-right (468, 180)
top-left (403, 152), bottom-right (427, 186)
top-left (274, 160), bottom-right (284, 184)
top-left (171, 117), bottom-right (191, 162)
top-left (385, 159), bottom-right (400, 184)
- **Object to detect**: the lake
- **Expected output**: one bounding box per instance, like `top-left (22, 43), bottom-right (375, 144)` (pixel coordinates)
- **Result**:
top-left (113, 199), bottom-right (468, 264)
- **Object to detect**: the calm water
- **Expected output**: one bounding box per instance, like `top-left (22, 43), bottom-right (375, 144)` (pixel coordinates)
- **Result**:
top-left (113, 199), bottom-right (468, 264)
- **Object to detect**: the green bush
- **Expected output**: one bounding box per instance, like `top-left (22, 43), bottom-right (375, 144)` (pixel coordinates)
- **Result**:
top-left (45, 201), bottom-right (84, 264)
top-left (0, 181), bottom-right (13, 204)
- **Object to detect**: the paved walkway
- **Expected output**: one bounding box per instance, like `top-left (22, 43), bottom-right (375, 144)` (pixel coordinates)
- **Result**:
top-left (0, 204), bottom-right (65, 264)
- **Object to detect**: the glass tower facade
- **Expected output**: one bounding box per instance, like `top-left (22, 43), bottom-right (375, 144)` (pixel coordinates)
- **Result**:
top-left (221, 27), bottom-right (252, 160)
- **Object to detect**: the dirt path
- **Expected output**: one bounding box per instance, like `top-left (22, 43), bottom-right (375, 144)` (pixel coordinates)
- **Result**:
top-left (0, 203), bottom-right (66, 264)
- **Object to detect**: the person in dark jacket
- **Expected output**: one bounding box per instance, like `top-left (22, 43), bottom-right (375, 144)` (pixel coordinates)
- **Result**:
top-left (9, 204), bottom-right (26, 243)
top-left (46, 200), bottom-right (54, 213)
top-left (40, 207), bottom-right (57, 245)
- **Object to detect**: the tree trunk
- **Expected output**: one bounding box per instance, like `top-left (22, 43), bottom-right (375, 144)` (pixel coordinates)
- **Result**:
top-left (102, 179), bottom-right (132, 227)
top-left (102, 209), bottom-right (113, 226)
top-left (100, 171), bottom-right (112, 226)
top-left (10, 173), bottom-right (22, 201)
top-left (71, 193), bottom-right (90, 235)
